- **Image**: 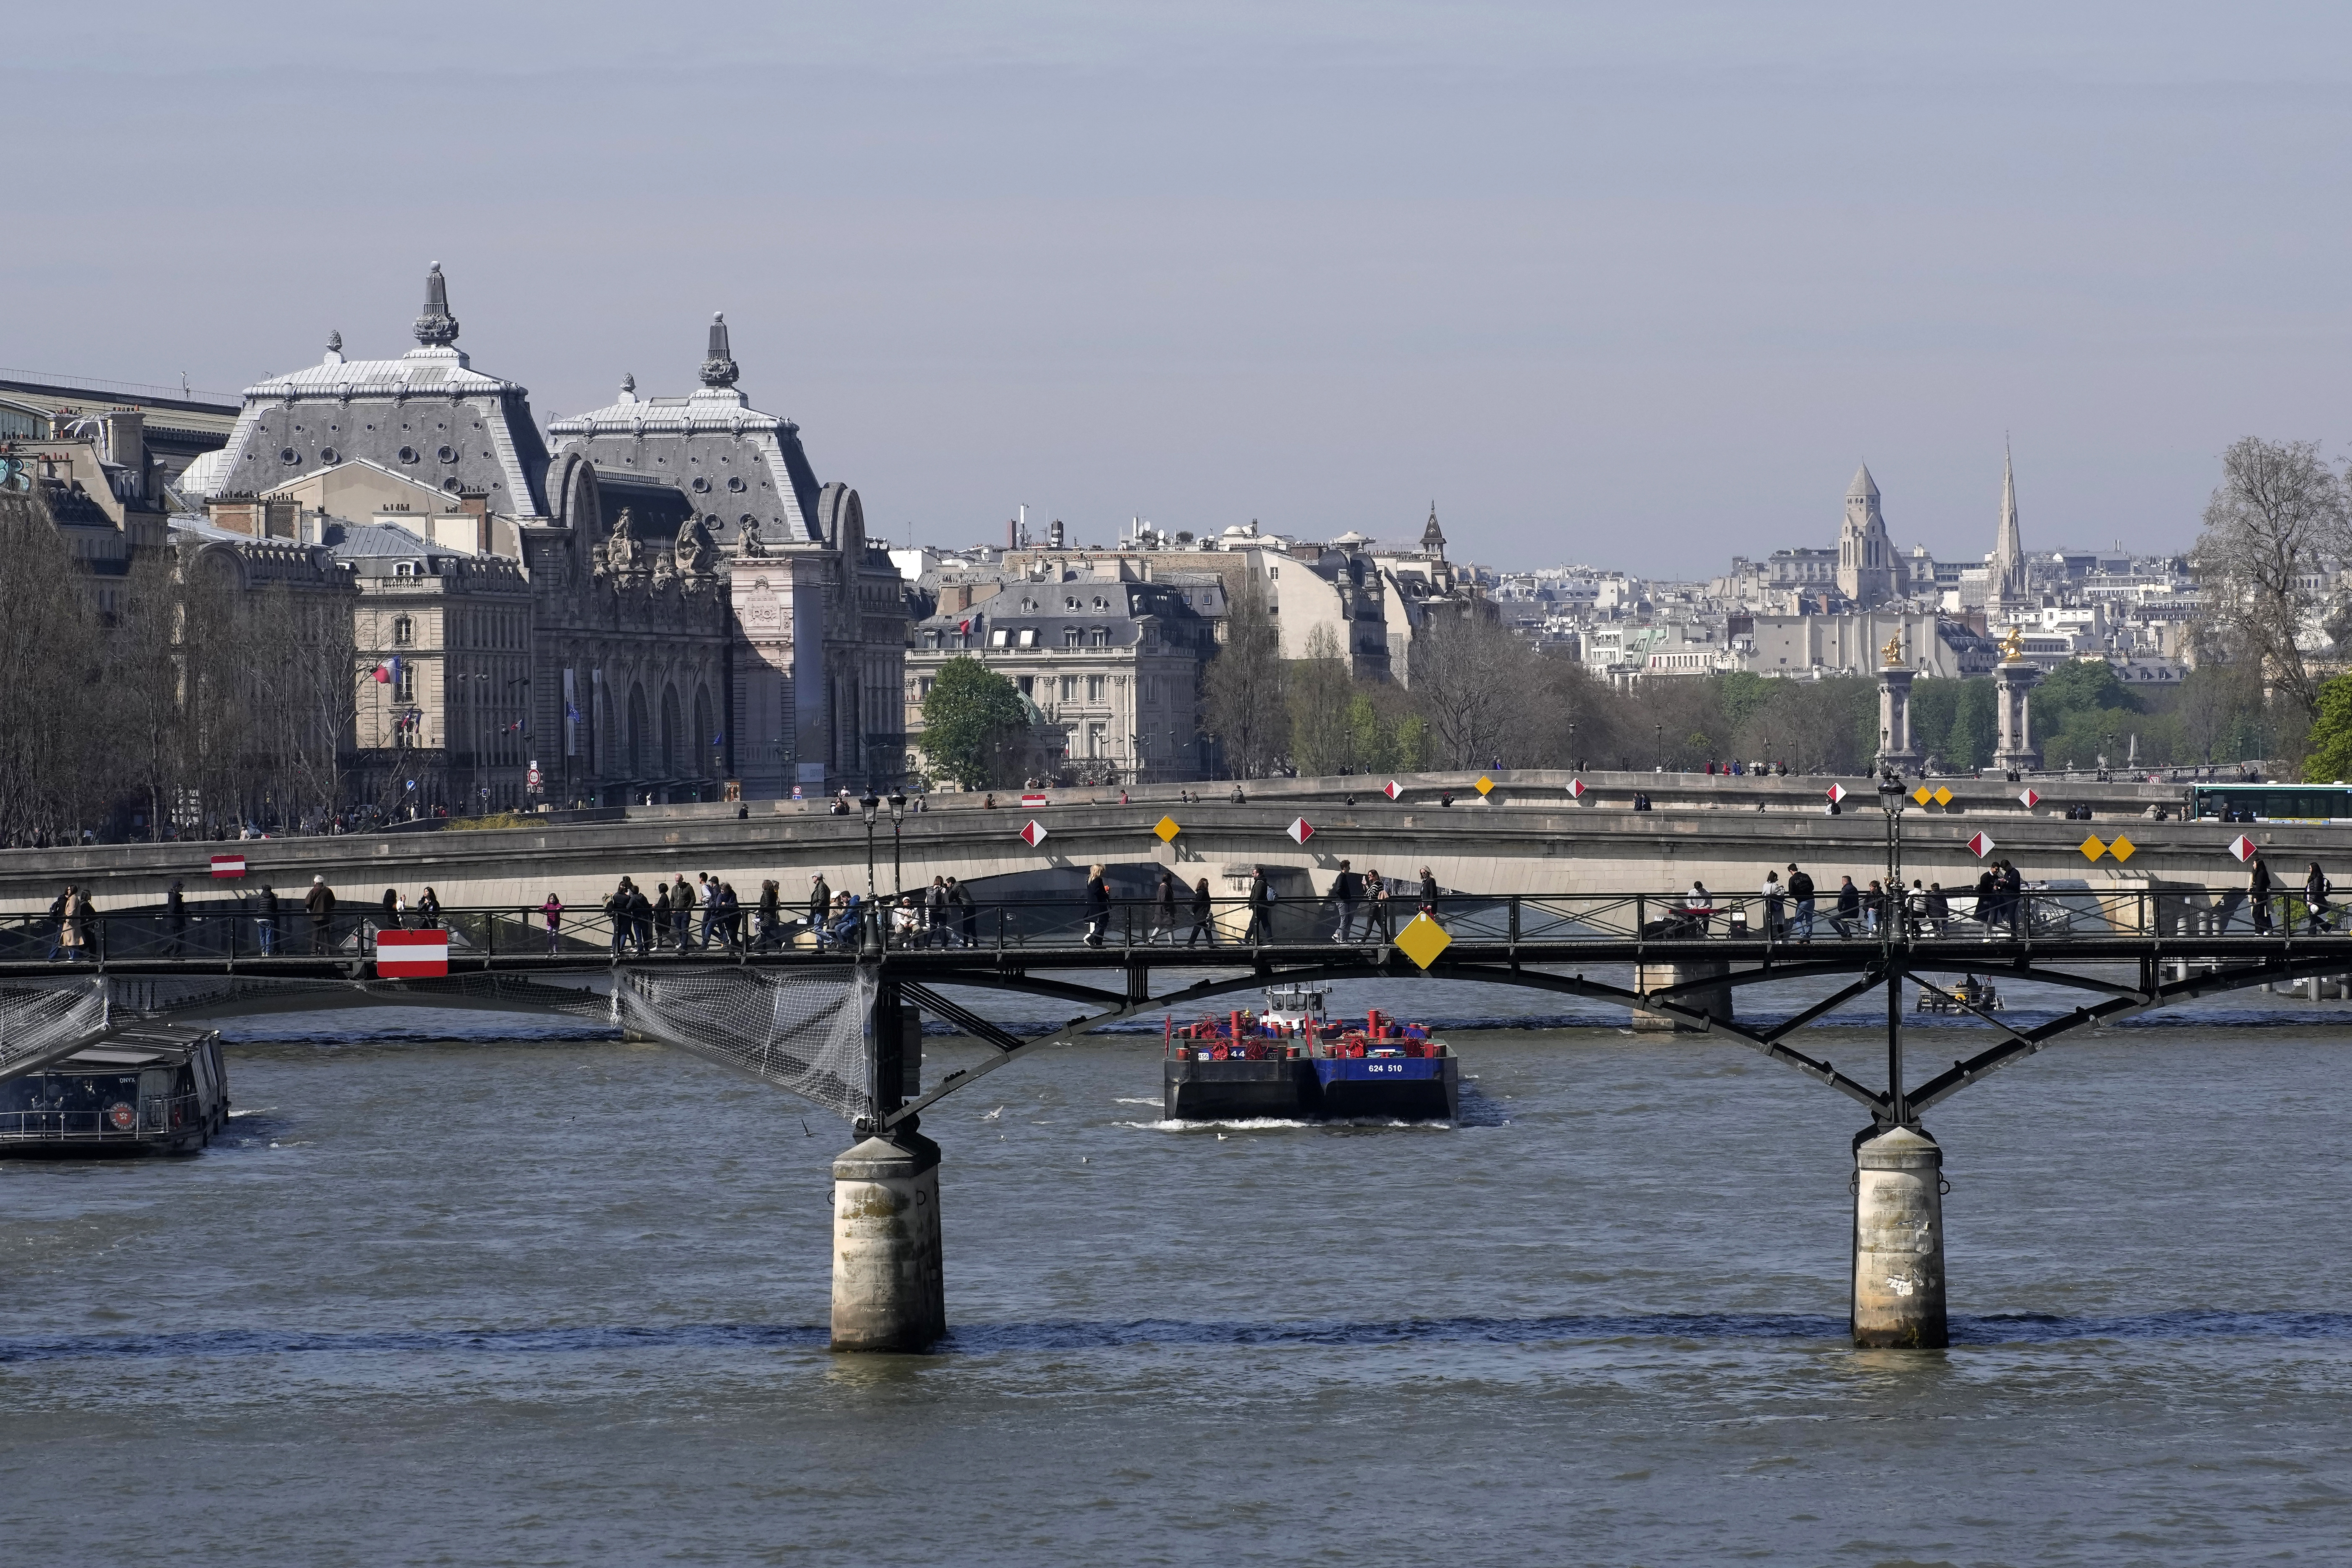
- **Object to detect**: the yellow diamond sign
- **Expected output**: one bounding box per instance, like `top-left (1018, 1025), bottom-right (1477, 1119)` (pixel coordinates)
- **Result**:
top-left (1474, 775), bottom-right (1495, 796)
top-left (2108, 834), bottom-right (2135, 863)
top-left (1153, 815), bottom-right (1181, 843)
top-left (1394, 912), bottom-right (1453, 970)
top-left (1911, 786), bottom-right (1932, 806)
top-left (2079, 834), bottom-right (2108, 862)
top-left (1932, 786), bottom-right (1954, 807)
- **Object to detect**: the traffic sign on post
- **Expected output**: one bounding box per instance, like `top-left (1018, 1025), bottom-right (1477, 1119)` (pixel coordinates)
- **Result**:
top-left (1021, 820), bottom-right (1050, 848)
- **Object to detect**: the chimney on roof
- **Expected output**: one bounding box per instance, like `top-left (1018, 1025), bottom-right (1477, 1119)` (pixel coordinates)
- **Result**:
top-left (700, 312), bottom-right (739, 388)
top-left (413, 263), bottom-right (460, 347)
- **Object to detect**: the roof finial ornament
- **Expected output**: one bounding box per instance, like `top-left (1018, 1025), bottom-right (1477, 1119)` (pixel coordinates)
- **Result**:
top-left (619, 371), bottom-right (637, 403)
top-left (413, 261), bottom-right (460, 348)
top-left (699, 310), bottom-right (740, 388)
top-left (324, 329), bottom-right (344, 365)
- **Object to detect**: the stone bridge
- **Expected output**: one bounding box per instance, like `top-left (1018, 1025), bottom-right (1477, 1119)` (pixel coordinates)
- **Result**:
top-left (0, 769), bottom-right (2275, 920)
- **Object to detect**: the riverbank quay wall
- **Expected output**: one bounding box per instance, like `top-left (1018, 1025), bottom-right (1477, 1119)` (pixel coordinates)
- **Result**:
top-left (0, 769), bottom-right (2289, 918)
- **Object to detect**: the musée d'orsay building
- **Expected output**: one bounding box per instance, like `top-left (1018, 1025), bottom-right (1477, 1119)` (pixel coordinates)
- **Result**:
top-left (182, 265), bottom-right (906, 808)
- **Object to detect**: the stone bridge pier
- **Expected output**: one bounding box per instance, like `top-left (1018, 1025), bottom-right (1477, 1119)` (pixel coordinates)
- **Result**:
top-left (830, 981), bottom-right (946, 1352)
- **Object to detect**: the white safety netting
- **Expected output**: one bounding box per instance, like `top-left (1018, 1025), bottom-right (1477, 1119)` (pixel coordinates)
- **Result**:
top-left (617, 966), bottom-right (875, 1123)
top-left (104, 972), bottom-right (616, 1024)
top-left (0, 980), bottom-right (110, 1079)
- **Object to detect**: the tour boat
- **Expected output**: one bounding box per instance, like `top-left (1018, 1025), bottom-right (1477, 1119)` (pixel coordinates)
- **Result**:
top-left (1162, 985), bottom-right (1459, 1122)
top-left (0, 1024), bottom-right (231, 1157)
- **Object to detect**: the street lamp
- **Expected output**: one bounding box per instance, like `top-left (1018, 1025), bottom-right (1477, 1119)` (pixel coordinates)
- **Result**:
top-left (861, 789), bottom-right (881, 897)
top-left (1653, 722), bottom-right (1663, 771)
top-left (888, 789), bottom-right (907, 896)
top-left (1876, 763), bottom-right (1909, 1126)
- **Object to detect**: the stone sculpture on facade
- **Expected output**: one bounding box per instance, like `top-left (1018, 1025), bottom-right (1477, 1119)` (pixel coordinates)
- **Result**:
top-left (676, 513), bottom-right (718, 590)
top-left (603, 508), bottom-right (641, 582)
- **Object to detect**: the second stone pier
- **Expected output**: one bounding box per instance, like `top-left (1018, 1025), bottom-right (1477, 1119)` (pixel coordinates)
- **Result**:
top-left (830, 1128), bottom-right (946, 1352)
top-left (1851, 1124), bottom-right (1948, 1349)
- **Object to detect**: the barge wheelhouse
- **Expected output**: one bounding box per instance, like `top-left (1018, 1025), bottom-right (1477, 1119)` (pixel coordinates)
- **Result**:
top-left (0, 1025), bottom-right (231, 1157)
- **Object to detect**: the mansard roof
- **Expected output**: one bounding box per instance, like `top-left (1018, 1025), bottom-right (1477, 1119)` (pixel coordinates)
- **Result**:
top-left (547, 319), bottom-right (825, 548)
top-left (204, 268), bottom-right (552, 518)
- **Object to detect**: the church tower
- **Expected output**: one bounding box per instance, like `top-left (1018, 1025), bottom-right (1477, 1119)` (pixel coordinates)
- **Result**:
top-left (1990, 444), bottom-right (2027, 607)
top-left (1836, 464), bottom-right (1899, 609)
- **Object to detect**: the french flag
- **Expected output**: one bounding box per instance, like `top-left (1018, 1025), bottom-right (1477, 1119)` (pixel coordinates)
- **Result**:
top-left (373, 654), bottom-right (403, 685)
top-left (375, 929), bottom-right (450, 977)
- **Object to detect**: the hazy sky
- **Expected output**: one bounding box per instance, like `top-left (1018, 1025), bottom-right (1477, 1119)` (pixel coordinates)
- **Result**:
top-left (8, 2), bottom-right (2349, 571)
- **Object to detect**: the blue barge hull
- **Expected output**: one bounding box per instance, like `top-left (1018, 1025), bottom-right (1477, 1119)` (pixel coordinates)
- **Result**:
top-left (1163, 1054), bottom-right (1458, 1122)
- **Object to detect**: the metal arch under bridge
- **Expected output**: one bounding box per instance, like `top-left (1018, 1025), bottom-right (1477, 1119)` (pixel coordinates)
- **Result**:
top-left (9, 918), bottom-right (2352, 1134)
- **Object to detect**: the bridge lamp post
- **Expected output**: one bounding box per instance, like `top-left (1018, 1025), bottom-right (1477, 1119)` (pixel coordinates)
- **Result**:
top-left (888, 789), bottom-right (907, 897)
top-left (1876, 767), bottom-right (1909, 1126)
top-left (1653, 722), bottom-right (1662, 770)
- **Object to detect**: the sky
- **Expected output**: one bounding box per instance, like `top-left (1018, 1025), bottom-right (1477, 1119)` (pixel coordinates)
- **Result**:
top-left (7, 1), bottom-right (2350, 573)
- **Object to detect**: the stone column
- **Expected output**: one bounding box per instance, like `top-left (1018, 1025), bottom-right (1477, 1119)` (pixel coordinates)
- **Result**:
top-left (830, 1127), bottom-right (946, 1351)
top-left (1851, 1124), bottom-right (1947, 1349)
top-left (1994, 656), bottom-right (2042, 775)
top-left (1631, 960), bottom-right (1734, 1032)
top-left (1876, 665), bottom-right (1919, 774)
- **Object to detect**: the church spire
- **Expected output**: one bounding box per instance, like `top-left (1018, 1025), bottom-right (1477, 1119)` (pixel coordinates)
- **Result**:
top-left (1421, 500), bottom-right (1446, 559)
top-left (413, 262), bottom-right (460, 347)
top-left (1993, 441), bottom-right (2025, 601)
top-left (699, 311), bottom-right (740, 388)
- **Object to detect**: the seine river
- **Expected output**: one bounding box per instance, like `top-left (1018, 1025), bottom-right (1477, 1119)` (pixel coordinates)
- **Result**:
top-left (3, 975), bottom-right (2349, 1565)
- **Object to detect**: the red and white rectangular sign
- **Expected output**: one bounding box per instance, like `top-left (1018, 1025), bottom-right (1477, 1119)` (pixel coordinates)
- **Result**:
top-left (1021, 793), bottom-right (1052, 807)
top-left (375, 929), bottom-right (450, 977)
top-left (210, 854), bottom-right (246, 879)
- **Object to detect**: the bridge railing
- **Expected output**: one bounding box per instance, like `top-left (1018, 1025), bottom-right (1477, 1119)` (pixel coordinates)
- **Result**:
top-left (0, 887), bottom-right (2334, 965)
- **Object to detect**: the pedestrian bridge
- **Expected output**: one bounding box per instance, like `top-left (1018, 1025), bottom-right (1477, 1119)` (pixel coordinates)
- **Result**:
top-left (5, 884), bottom-right (2339, 1357)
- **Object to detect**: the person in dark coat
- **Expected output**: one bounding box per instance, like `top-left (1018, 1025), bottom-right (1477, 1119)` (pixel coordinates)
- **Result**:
top-left (653, 882), bottom-right (675, 950)
top-left (2000, 861), bottom-right (2026, 935)
top-left (2303, 862), bottom-right (2331, 935)
top-left (809, 873), bottom-right (833, 950)
top-left (628, 883), bottom-right (657, 955)
top-left (256, 884), bottom-right (279, 957)
top-left (605, 879), bottom-right (633, 955)
top-left (1083, 864), bottom-right (1111, 948)
top-left (1418, 866), bottom-right (1440, 916)
top-left (1329, 859), bottom-right (1363, 942)
top-left (1243, 866), bottom-right (1273, 945)
top-left (1364, 868), bottom-right (1393, 941)
top-left (2249, 857), bottom-right (2274, 935)
top-left (1186, 876), bottom-right (1217, 947)
top-left (1151, 870), bottom-right (1177, 945)
top-left (305, 877), bottom-right (337, 954)
top-left (380, 887), bottom-right (402, 931)
top-left (947, 876), bottom-right (976, 948)
top-left (1786, 864), bottom-right (1816, 942)
top-left (1831, 875), bottom-right (1860, 939)
top-left (165, 877), bottom-right (187, 957)
top-left (757, 879), bottom-right (782, 951)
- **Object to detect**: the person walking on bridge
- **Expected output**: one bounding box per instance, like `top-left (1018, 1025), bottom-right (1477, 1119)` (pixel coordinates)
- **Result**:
top-left (808, 873), bottom-right (832, 950)
top-left (44, 885), bottom-right (72, 962)
top-left (2248, 856), bottom-right (2275, 936)
top-left (1243, 866), bottom-right (1274, 946)
top-left (1365, 869), bottom-right (1393, 941)
top-left (758, 880), bottom-right (783, 951)
top-left (1785, 864), bottom-right (1815, 943)
top-left (1831, 875), bottom-right (1859, 939)
top-left (700, 873), bottom-right (725, 951)
top-left (947, 875), bottom-right (976, 948)
top-left (1151, 869), bottom-right (1176, 945)
top-left (605, 879), bottom-right (633, 956)
top-left (306, 876), bottom-right (336, 955)
top-left (1760, 869), bottom-right (1785, 941)
top-left (1418, 867), bottom-right (1439, 918)
top-left (1083, 864), bottom-right (1111, 948)
top-left (1330, 859), bottom-right (1362, 942)
top-left (257, 884), bottom-right (279, 956)
top-left (2305, 862), bottom-right (2333, 935)
top-left (1186, 876), bottom-right (1217, 947)
top-left (165, 878), bottom-right (186, 958)
top-left (671, 875), bottom-right (697, 953)
top-left (540, 892), bottom-right (563, 954)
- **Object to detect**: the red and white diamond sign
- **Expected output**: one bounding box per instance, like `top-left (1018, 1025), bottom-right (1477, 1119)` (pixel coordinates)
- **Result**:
top-left (2018, 788), bottom-right (2041, 808)
top-left (1826, 784), bottom-right (1848, 805)
top-left (1287, 817), bottom-right (1314, 845)
top-left (2229, 833), bottom-right (2257, 864)
top-left (374, 929), bottom-right (449, 978)
top-left (1967, 830), bottom-right (1996, 859)
top-left (1382, 779), bottom-right (1403, 800)
top-left (210, 854), bottom-right (246, 879)
top-left (1567, 778), bottom-right (1586, 799)
top-left (1020, 819), bottom-right (1050, 848)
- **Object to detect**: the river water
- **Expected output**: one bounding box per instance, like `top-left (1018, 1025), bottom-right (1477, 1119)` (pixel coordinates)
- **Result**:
top-left (3, 972), bottom-right (2349, 1565)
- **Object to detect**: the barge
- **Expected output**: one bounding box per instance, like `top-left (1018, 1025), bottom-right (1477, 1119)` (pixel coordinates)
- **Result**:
top-left (0, 1024), bottom-right (231, 1157)
top-left (1163, 986), bottom-right (1458, 1122)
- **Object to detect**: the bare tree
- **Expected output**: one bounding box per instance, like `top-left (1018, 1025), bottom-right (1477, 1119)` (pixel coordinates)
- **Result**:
top-left (1408, 611), bottom-right (1530, 769)
top-left (1287, 624), bottom-right (1357, 775)
top-left (2194, 437), bottom-right (2352, 718)
top-left (0, 490), bottom-right (116, 843)
top-left (1203, 577), bottom-right (1287, 776)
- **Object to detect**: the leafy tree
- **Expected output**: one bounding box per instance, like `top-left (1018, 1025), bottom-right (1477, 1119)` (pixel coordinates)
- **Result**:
top-left (918, 657), bottom-right (1026, 789)
top-left (1287, 624), bottom-right (1357, 775)
top-left (1943, 679), bottom-right (1998, 770)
